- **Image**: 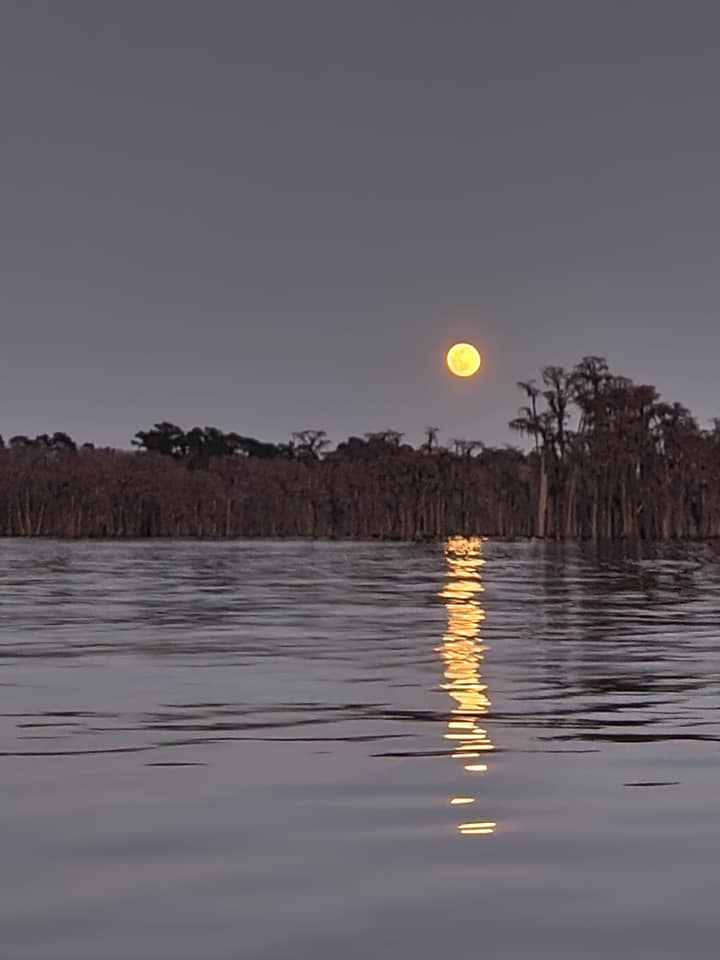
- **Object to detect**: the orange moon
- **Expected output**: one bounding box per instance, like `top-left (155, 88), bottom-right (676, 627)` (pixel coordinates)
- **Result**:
top-left (446, 342), bottom-right (482, 378)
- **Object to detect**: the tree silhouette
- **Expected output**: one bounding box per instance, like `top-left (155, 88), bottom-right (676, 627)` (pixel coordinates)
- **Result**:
top-left (2, 357), bottom-right (719, 539)
top-left (292, 430), bottom-right (329, 462)
top-left (132, 422), bottom-right (186, 458)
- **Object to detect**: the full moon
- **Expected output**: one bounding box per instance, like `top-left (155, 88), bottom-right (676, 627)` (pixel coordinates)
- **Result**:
top-left (446, 342), bottom-right (482, 378)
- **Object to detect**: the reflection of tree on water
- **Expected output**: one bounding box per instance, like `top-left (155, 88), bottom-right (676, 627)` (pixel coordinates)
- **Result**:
top-left (439, 537), bottom-right (496, 836)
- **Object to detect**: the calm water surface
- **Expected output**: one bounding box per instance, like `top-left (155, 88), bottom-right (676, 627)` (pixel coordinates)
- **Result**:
top-left (1, 539), bottom-right (720, 959)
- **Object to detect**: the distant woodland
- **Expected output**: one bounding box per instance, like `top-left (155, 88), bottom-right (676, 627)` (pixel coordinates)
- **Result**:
top-left (2, 357), bottom-right (720, 539)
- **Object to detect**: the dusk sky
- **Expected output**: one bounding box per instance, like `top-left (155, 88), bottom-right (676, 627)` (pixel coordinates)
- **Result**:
top-left (3, 0), bottom-right (720, 450)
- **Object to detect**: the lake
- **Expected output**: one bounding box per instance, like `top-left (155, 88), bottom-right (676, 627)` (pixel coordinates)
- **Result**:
top-left (1, 538), bottom-right (719, 959)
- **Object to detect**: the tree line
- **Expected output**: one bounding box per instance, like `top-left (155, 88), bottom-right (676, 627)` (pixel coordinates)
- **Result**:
top-left (1, 356), bottom-right (719, 539)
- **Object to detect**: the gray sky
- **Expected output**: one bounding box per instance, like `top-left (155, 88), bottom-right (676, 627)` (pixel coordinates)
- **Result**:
top-left (3, 0), bottom-right (720, 449)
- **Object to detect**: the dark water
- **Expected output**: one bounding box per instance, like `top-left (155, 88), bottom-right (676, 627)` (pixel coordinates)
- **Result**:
top-left (2, 539), bottom-right (720, 959)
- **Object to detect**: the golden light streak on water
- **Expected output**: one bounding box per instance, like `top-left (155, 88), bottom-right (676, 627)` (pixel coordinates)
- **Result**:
top-left (439, 536), bottom-right (496, 836)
